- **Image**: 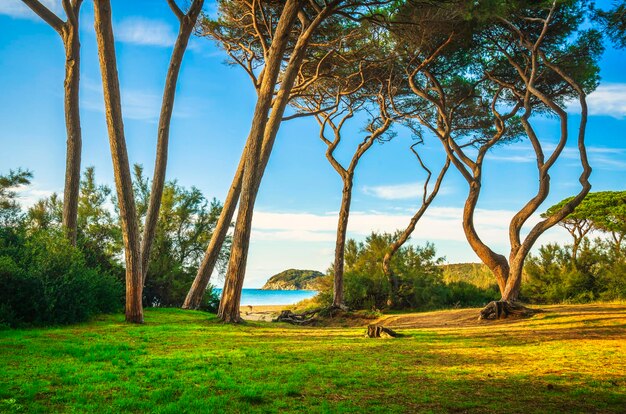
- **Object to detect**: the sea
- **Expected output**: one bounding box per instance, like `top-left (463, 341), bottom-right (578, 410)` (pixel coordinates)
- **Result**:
top-left (213, 289), bottom-right (318, 306)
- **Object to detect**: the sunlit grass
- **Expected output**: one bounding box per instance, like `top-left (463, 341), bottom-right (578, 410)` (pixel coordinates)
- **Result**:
top-left (1, 305), bottom-right (625, 413)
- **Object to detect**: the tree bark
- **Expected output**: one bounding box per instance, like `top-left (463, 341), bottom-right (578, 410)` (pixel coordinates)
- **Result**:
top-left (22, 0), bottom-right (83, 246)
top-left (501, 257), bottom-right (523, 301)
top-left (217, 0), bottom-right (303, 323)
top-left (332, 178), bottom-right (353, 307)
top-left (141, 0), bottom-right (204, 283)
top-left (462, 181), bottom-right (510, 295)
top-left (60, 21), bottom-right (82, 246)
top-left (93, 0), bottom-right (143, 324)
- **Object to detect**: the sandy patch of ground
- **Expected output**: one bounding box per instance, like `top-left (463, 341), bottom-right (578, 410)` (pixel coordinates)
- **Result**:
top-left (240, 305), bottom-right (292, 321)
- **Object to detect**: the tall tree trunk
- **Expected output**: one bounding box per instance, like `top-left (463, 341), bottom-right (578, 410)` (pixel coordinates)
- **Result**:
top-left (22, 0), bottom-right (83, 246)
top-left (217, 0), bottom-right (302, 323)
top-left (182, 155), bottom-right (244, 309)
top-left (61, 23), bottom-right (81, 246)
top-left (333, 176), bottom-right (353, 307)
top-left (332, 178), bottom-right (353, 307)
top-left (141, 0), bottom-right (204, 283)
top-left (93, 0), bottom-right (143, 324)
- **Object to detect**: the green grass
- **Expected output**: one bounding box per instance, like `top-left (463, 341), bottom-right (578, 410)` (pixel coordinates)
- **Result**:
top-left (1, 305), bottom-right (625, 413)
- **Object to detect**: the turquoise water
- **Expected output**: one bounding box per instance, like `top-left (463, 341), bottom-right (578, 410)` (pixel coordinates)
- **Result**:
top-left (213, 289), bottom-right (317, 306)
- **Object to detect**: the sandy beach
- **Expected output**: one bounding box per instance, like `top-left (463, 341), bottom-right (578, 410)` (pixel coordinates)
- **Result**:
top-left (239, 305), bottom-right (291, 321)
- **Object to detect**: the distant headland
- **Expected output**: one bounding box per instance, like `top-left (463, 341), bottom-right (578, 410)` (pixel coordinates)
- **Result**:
top-left (261, 269), bottom-right (325, 290)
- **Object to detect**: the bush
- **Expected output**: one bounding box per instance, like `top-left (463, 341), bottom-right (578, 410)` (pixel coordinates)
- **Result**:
top-left (445, 281), bottom-right (500, 308)
top-left (522, 240), bottom-right (626, 304)
top-left (0, 228), bottom-right (123, 327)
top-left (319, 232), bottom-right (499, 311)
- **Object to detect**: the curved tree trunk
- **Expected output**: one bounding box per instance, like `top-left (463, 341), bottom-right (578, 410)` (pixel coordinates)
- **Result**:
top-left (61, 23), bottom-right (82, 246)
top-left (93, 0), bottom-right (143, 324)
top-left (141, 0), bottom-right (204, 283)
top-left (463, 181), bottom-right (510, 295)
top-left (332, 178), bottom-right (353, 307)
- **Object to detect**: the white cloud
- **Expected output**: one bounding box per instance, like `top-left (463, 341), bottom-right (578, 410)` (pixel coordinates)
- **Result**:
top-left (0, 0), bottom-right (62, 20)
top-left (586, 84), bottom-right (626, 118)
top-left (115, 17), bottom-right (176, 47)
top-left (250, 207), bottom-right (568, 247)
top-left (14, 185), bottom-right (57, 208)
top-left (242, 207), bottom-right (574, 286)
top-left (362, 181), bottom-right (448, 200)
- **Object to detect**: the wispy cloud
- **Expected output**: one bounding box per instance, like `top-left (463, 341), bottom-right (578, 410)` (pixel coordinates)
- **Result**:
top-left (585, 83), bottom-right (626, 119)
top-left (250, 207), bottom-right (570, 249)
top-left (0, 0), bottom-right (62, 20)
top-left (115, 17), bottom-right (176, 47)
top-left (362, 181), bottom-right (449, 200)
top-left (488, 143), bottom-right (626, 170)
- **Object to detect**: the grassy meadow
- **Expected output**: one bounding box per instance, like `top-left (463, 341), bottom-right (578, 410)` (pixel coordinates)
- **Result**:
top-left (1, 304), bottom-right (625, 413)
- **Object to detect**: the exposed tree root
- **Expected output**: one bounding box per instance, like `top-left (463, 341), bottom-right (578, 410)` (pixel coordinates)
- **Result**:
top-left (273, 304), bottom-right (355, 325)
top-left (365, 324), bottom-right (399, 338)
top-left (273, 308), bottom-right (322, 325)
top-left (479, 301), bottom-right (541, 320)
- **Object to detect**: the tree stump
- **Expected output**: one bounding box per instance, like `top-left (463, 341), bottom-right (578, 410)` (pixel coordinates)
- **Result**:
top-left (478, 301), bottom-right (540, 320)
top-left (366, 324), bottom-right (398, 338)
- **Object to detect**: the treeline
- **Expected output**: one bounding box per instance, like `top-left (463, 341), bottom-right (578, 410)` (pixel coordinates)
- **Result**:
top-left (312, 232), bottom-right (625, 313)
top-left (313, 189), bottom-right (626, 311)
top-left (0, 168), bottom-right (225, 327)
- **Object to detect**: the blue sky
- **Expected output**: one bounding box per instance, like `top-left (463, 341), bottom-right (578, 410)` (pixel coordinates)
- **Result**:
top-left (1, 0), bottom-right (625, 287)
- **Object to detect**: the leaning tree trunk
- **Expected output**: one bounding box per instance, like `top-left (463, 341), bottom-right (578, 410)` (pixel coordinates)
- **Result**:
top-left (218, 0), bottom-right (323, 322)
top-left (141, 0), bottom-right (204, 283)
top-left (182, 155), bottom-right (244, 309)
top-left (61, 22), bottom-right (82, 246)
top-left (93, 0), bottom-right (143, 323)
top-left (217, 0), bottom-right (302, 323)
top-left (332, 178), bottom-right (353, 308)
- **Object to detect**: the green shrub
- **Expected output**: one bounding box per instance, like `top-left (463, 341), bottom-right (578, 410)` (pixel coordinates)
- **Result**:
top-left (0, 229), bottom-right (123, 327)
top-left (320, 232), bottom-right (499, 311)
top-left (522, 240), bottom-right (626, 304)
top-left (445, 281), bottom-right (500, 307)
